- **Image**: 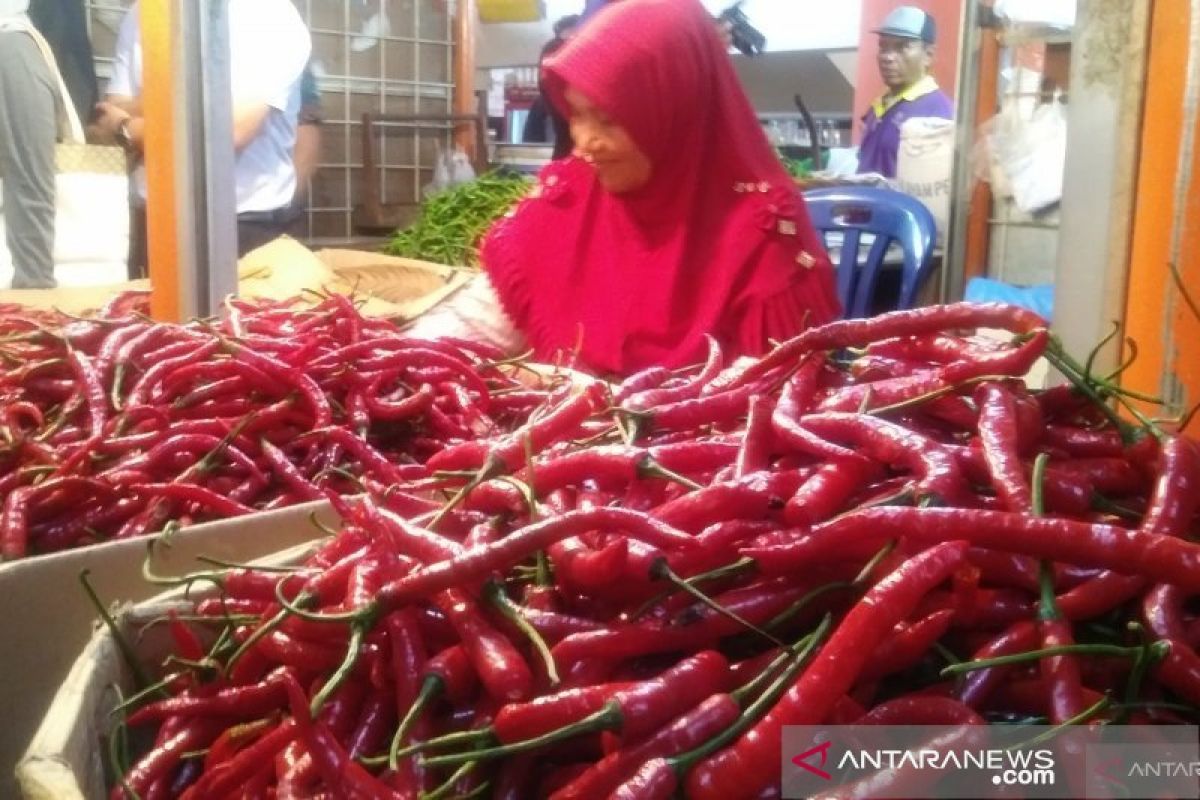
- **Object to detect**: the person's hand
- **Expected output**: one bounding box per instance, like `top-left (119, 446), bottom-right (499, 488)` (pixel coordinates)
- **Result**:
top-left (92, 101), bottom-right (132, 139)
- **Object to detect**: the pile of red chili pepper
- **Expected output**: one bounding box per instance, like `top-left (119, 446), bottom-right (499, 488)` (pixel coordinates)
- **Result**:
top-left (0, 292), bottom-right (567, 560)
top-left (98, 301), bottom-right (1200, 799)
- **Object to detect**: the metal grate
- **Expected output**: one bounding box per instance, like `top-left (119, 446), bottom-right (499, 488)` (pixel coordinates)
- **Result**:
top-left (84, 0), bottom-right (454, 244)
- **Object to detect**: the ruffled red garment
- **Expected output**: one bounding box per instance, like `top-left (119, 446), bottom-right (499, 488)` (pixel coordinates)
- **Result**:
top-left (482, 0), bottom-right (839, 376)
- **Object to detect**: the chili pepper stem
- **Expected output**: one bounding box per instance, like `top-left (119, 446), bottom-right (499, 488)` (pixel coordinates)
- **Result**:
top-left (652, 559), bottom-right (787, 649)
top-left (638, 457), bottom-right (705, 491)
top-left (383, 675), bottom-right (442, 771)
top-left (80, 570), bottom-right (156, 694)
top-left (387, 728), bottom-right (494, 764)
top-left (867, 374), bottom-right (1012, 417)
top-left (428, 454), bottom-right (506, 531)
top-left (943, 641), bottom-right (1170, 676)
top-left (223, 602), bottom-right (295, 677)
top-left (669, 614), bottom-right (832, 774)
top-left (1007, 695), bottom-right (1112, 752)
top-left (730, 649), bottom-right (791, 706)
top-left (1083, 321), bottom-right (1122, 386)
top-left (108, 671), bottom-right (187, 718)
top-left (420, 761), bottom-right (480, 800)
top-left (107, 685), bottom-right (138, 800)
top-left (309, 623), bottom-right (365, 716)
top-left (534, 549), bottom-right (552, 587)
top-left (1091, 493), bottom-right (1143, 521)
top-left (764, 580), bottom-right (853, 634)
top-left (852, 541), bottom-right (897, 587)
top-left (485, 580), bottom-right (560, 686)
top-left (632, 557), bottom-right (757, 620)
top-left (272, 579), bottom-right (376, 625)
top-left (422, 702), bottom-right (623, 769)
top-left (496, 475), bottom-right (540, 519)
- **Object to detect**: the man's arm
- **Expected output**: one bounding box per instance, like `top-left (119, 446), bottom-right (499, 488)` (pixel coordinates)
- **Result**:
top-left (92, 100), bottom-right (270, 154)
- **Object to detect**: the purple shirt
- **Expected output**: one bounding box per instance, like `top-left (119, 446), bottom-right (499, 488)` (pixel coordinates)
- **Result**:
top-left (857, 79), bottom-right (954, 179)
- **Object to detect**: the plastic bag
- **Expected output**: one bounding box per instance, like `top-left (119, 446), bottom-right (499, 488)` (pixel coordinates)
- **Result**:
top-left (974, 97), bottom-right (1067, 214)
top-left (424, 144), bottom-right (477, 197)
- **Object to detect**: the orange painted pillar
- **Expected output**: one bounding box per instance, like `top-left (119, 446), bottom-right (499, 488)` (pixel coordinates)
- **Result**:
top-left (454, 0), bottom-right (479, 159)
top-left (1123, 0), bottom-right (1200, 432)
top-left (140, 0), bottom-right (182, 322)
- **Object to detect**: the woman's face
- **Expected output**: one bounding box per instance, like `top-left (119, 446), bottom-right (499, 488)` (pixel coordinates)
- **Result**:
top-left (565, 86), bottom-right (653, 194)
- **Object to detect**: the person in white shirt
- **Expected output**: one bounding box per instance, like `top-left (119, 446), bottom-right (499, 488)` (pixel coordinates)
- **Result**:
top-left (92, 0), bottom-right (312, 277)
top-left (0, 0), bottom-right (57, 288)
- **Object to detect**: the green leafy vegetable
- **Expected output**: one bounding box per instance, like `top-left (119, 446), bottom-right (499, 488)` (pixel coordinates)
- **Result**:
top-left (386, 172), bottom-right (532, 267)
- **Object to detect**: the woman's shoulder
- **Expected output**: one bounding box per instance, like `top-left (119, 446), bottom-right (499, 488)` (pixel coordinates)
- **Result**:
top-left (727, 177), bottom-right (826, 270)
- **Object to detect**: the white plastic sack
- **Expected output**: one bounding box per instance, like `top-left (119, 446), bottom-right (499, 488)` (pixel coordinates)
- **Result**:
top-left (974, 99), bottom-right (1067, 214)
top-left (0, 28), bottom-right (129, 288)
top-left (424, 144), bottom-right (478, 198)
top-left (896, 117), bottom-right (955, 245)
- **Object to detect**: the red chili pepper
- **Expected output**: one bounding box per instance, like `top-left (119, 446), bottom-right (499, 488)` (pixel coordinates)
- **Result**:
top-left (550, 535), bottom-right (629, 592)
top-left (711, 302), bottom-right (1046, 394)
top-left (374, 507), bottom-right (698, 613)
top-left (347, 689), bottom-right (397, 760)
top-left (1041, 424), bottom-right (1125, 458)
top-left (797, 413), bottom-right (970, 505)
top-left (859, 609), bottom-right (955, 681)
top-left (610, 757), bottom-right (678, 800)
top-left (686, 541), bottom-right (968, 800)
top-left (1142, 435), bottom-right (1200, 537)
top-left (551, 693), bottom-right (740, 800)
top-left (492, 682), bottom-right (634, 743)
top-left (111, 719), bottom-right (224, 800)
top-left (855, 695), bottom-right (984, 725)
top-left (129, 483), bottom-right (256, 518)
top-left (975, 382), bottom-right (1032, 513)
top-left (427, 383), bottom-right (603, 473)
top-left (126, 340), bottom-right (222, 410)
top-left (623, 335), bottom-right (724, 411)
top-left (437, 587), bottom-right (534, 703)
top-left (281, 673), bottom-right (403, 799)
top-left (225, 341), bottom-right (333, 427)
top-left (755, 506), bottom-right (1200, 588)
top-left (866, 332), bottom-right (1003, 364)
top-left (184, 718), bottom-right (297, 800)
top-left (2, 477), bottom-right (117, 560)
top-left (127, 668), bottom-right (295, 726)
top-left (783, 458), bottom-right (880, 527)
top-left (820, 331), bottom-right (1048, 415)
top-left (643, 382), bottom-right (759, 435)
top-left (552, 577), bottom-right (812, 671)
top-left (614, 366), bottom-right (673, 403)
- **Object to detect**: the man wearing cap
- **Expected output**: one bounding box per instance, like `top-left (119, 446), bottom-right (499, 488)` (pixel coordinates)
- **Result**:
top-left (857, 5), bottom-right (954, 178)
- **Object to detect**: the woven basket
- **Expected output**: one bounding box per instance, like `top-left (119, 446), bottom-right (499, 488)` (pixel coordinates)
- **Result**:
top-left (317, 249), bottom-right (473, 320)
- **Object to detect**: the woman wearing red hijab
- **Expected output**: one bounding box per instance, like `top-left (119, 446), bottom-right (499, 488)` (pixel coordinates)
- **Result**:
top-left (411, 0), bottom-right (839, 376)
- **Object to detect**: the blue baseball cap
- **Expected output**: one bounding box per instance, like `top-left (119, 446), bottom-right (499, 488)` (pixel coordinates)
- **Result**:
top-left (873, 6), bottom-right (937, 45)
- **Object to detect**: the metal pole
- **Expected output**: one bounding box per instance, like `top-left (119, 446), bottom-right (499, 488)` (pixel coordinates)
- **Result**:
top-left (942, 0), bottom-right (983, 304)
top-left (178, 0), bottom-right (238, 315)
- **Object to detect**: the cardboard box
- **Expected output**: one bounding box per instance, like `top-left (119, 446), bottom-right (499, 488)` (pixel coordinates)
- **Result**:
top-left (16, 540), bottom-right (318, 800)
top-left (0, 501), bottom-right (340, 800)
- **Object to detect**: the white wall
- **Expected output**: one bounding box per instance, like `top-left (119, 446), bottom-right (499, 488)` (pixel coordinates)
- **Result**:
top-left (478, 1), bottom-right (863, 68)
top-left (697, 0), bottom-right (861, 52)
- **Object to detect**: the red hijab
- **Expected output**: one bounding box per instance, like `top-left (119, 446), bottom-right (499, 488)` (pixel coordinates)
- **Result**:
top-left (482, 0), bottom-right (839, 375)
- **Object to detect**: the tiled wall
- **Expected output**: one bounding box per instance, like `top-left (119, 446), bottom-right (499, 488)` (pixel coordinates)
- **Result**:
top-left (85, 0), bottom-right (455, 243)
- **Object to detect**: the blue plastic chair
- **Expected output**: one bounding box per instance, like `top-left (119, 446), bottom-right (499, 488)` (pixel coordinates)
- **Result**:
top-left (802, 187), bottom-right (937, 319)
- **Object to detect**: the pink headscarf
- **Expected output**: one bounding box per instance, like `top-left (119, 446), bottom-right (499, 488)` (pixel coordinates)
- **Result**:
top-left (483, 0), bottom-right (839, 375)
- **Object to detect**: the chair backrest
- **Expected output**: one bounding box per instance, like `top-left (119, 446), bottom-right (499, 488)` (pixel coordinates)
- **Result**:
top-left (802, 186), bottom-right (937, 318)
